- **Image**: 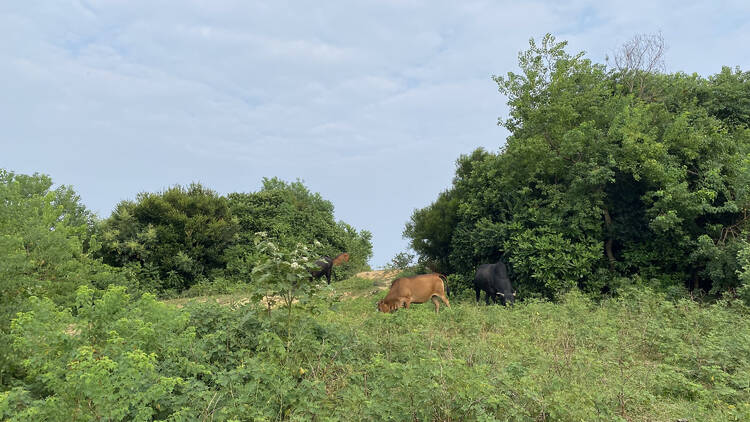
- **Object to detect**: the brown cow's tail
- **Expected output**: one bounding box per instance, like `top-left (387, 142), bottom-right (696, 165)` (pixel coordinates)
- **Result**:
top-left (436, 273), bottom-right (449, 297)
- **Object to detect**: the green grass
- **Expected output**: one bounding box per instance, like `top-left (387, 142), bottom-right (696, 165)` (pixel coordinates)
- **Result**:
top-left (5, 279), bottom-right (749, 421)
top-left (315, 285), bottom-right (750, 421)
top-left (158, 277), bottom-right (750, 420)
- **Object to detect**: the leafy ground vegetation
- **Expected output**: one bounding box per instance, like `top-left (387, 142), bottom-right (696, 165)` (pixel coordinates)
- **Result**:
top-left (3, 34), bottom-right (750, 420)
top-left (2, 277), bottom-right (749, 421)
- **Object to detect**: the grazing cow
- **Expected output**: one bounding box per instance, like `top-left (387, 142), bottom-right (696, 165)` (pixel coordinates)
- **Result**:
top-left (474, 260), bottom-right (515, 306)
top-left (310, 252), bottom-right (350, 284)
top-left (377, 273), bottom-right (450, 313)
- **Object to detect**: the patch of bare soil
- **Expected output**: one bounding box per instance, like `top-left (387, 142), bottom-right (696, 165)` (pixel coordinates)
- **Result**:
top-left (65, 324), bottom-right (80, 337)
top-left (163, 295), bottom-right (253, 309)
top-left (162, 270), bottom-right (402, 308)
top-left (345, 269), bottom-right (401, 300)
top-left (355, 269), bottom-right (399, 284)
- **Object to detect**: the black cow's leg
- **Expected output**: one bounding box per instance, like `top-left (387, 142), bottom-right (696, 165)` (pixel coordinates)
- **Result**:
top-left (475, 288), bottom-right (481, 304)
top-left (485, 291), bottom-right (491, 305)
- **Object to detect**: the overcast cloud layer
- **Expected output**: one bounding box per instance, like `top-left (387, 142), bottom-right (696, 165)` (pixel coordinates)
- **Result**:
top-left (2, 1), bottom-right (749, 266)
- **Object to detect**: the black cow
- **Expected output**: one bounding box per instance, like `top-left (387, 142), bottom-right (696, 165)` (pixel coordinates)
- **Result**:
top-left (310, 257), bottom-right (334, 284)
top-left (309, 252), bottom-right (350, 284)
top-left (474, 260), bottom-right (515, 306)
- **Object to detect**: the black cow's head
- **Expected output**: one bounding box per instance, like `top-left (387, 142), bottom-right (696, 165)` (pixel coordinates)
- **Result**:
top-left (497, 291), bottom-right (516, 306)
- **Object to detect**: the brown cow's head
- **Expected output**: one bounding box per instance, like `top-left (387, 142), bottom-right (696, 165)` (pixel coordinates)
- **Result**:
top-left (376, 299), bottom-right (396, 313)
top-left (333, 253), bottom-right (350, 266)
top-left (376, 300), bottom-right (386, 312)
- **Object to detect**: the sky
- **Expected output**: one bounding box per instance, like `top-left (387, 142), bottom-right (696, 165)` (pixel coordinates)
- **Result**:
top-left (2, 1), bottom-right (749, 267)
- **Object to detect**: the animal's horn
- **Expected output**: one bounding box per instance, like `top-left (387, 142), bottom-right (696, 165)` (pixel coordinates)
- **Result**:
top-left (497, 292), bottom-right (505, 297)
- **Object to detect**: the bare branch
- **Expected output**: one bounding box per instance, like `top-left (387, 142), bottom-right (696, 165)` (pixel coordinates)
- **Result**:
top-left (614, 32), bottom-right (666, 75)
top-left (613, 32), bottom-right (667, 97)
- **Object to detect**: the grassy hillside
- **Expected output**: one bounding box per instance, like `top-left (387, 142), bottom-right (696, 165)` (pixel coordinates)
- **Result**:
top-left (317, 276), bottom-right (750, 421)
top-left (4, 273), bottom-right (749, 421)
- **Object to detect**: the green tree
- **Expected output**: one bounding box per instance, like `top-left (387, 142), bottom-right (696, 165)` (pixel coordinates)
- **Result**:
top-left (226, 178), bottom-right (372, 281)
top-left (0, 169), bottom-right (126, 388)
top-left (97, 183), bottom-right (238, 293)
top-left (405, 34), bottom-right (750, 299)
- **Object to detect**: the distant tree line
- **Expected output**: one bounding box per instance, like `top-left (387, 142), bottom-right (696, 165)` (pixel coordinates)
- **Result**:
top-left (0, 170), bottom-right (372, 307)
top-left (405, 34), bottom-right (750, 300)
top-left (97, 177), bottom-right (373, 294)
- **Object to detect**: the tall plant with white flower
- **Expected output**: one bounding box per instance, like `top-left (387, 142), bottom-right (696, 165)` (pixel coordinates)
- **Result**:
top-left (250, 233), bottom-right (326, 336)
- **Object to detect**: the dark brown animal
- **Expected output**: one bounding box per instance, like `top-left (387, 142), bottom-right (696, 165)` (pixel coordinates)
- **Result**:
top-left (310, 252), bottom-right (350, 284)
top-left (377, 273), bottom-right (450, 313)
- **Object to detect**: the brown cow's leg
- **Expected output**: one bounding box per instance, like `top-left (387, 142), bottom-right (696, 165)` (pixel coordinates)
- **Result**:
top-left (439, 294), bottom-right (450, 308)
top-left (431, 296), bottom-right (440, 313)
top-left (404, 299), bottom-right (411, 309)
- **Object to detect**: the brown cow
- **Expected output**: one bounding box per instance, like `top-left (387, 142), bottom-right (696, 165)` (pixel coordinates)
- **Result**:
top-left (377, 273), bottom-right (450, 313)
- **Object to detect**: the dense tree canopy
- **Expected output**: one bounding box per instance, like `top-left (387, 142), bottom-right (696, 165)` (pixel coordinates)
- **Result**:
top-left (0, 170), bottom-right (126, 310)
top-left (97, 179), bottom-right (372, 293)
top-left (225, 178), bottom-right (372, 282)
top-left (405, 35), bottom-right (750, 299)
top-left (98, 184), bottom-right (238, 292)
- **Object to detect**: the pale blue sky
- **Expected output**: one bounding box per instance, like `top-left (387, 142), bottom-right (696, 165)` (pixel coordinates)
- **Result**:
top-left (2, 1), bottom-right (749, 266)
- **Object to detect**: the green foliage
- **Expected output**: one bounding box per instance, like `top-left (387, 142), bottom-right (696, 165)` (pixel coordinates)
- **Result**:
top-left (97, 178), bottom-right (372, 295)
top-left (5, 286), bottom-right (189, 420)
top-left (0, 170), bottom-right (128, 387)
top-left (226, 177), bottom-right (372, 282)
top-left (405, 34), bottom-right (750, 299)
top-left (1, 241), bottom-right (334, 420)
top-left (736, 239), bottom-right (750, 305)
top-left (387, 250), bottom-right (416, 270)
top-left (250, 233), bottom-right (328, 318)
top-left (3, 267), bottom-right (750, 421)
top-left (705, 66), bottom-right (750, 128)
top-left (97, 183), bottom-right (238, 293)
top-left (404, 189), bottom-right (460, 272)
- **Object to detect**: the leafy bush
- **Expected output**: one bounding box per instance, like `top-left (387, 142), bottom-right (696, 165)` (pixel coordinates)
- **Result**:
top-left (97, 178), bottom-right (373, 294)
top-left (405, 35), bottom-right (750, 299)
top-left (97, 183), bottom-right (238, 293)
top-left (387, 250), bottom-right (416, 270)
top-left (3, 276), bottom-right (750, 420)
top-left (0, 170), bottom-right (130, 387)
top-left (226, 177), bottom-right (372, 282)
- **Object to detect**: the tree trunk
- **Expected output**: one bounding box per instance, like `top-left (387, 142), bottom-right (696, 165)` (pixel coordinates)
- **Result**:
top-left (603, 208), bottom-right (616, 270)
